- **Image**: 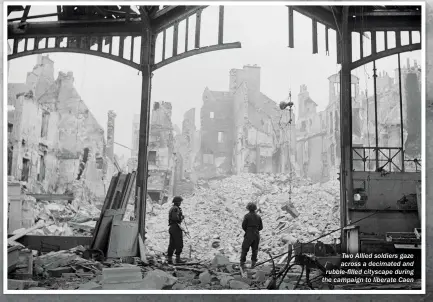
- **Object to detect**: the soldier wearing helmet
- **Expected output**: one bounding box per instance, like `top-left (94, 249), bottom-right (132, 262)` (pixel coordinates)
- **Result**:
top-left (240, 202), bottom-right (263, 269)
top-left (166, 196), bottom-right (187, 264)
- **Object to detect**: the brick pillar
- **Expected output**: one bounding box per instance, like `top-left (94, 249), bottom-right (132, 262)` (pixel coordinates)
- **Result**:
top-left (107, 110), bottom-right (117, 161)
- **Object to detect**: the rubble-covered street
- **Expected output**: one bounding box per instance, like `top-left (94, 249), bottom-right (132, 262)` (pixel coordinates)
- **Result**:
top-left (146, 173), bottom-right (341, 263)
top-left (8, 172), bottom-right (342, 291)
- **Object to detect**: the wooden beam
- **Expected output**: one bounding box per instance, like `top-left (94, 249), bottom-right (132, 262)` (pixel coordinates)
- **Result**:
top-left (27, 193), bottom-right (74, 201)
top-left (360, 31), bottom-right (364, 59)
top-left (218, 6), bottom-right (224, 45)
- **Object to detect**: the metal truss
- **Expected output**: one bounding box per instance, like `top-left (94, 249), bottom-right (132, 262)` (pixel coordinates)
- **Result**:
top-left (7, 5), bottom-right (241, 71)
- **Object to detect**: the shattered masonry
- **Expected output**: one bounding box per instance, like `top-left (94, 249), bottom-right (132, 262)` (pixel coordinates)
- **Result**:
top-left (7, 55), bottom-right (117, 199)
top-left (129, 101), bottom-right (177, 203)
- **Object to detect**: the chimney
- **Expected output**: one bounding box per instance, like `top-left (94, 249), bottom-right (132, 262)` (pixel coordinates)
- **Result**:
top-left (106, 110), bottom-right (117, 161)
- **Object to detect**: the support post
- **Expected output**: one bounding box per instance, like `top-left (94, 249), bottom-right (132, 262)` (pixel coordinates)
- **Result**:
top-left (340, 7), bottom-right (352, 252)
top-left (373, 60), bottom-right (379, 170)
top-left (398, 53), bottom-right (405, 171)
top-left (136, 17), bottom-right (153, 245)
top-left (288, 7), bottom-right (294, 48)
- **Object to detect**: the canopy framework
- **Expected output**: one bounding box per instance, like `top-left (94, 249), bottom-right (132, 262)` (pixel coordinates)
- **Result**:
top-left (7, 5), bottom-right (422, 253)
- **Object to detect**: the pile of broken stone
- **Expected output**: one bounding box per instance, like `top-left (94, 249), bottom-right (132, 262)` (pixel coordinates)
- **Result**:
top-left (145, 173), bottom-right (341, 264)
top-left (9, 246), bottom-right (315, 290)
top-left (10, 180), bottom-right (102, 237)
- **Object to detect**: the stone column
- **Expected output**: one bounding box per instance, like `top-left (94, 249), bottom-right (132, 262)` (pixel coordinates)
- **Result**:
top-left (106, 110), bottom-right (117, 161)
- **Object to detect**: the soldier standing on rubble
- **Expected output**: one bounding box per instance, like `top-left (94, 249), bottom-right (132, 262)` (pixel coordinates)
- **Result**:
top-left (166, 196), bottom-right (187, 264)
top-left (240, 202), bottom-right (263, 269)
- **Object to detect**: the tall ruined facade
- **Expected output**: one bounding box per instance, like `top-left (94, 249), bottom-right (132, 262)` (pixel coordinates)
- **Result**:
top-left (197, 65), bottom-right (297, 179)
top-left (7, 55), bottom-right (116, 197)
top-left (295, 59), bottom-right (421, 183)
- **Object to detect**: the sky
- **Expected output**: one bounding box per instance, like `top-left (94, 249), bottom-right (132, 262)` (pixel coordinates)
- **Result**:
top-left (7, 5), bottom-right (421, 159)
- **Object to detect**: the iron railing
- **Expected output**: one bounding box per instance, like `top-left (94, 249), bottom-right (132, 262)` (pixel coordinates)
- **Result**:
top-left (352, 146), bottom-right (421, 172)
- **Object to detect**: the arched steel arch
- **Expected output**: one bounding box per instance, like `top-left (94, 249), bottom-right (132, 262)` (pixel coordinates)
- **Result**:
top-left (350, 30), bottom-right (422, 70)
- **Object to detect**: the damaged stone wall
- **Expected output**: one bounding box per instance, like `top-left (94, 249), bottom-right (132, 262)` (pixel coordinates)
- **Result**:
top-left (7, 55), bottom-right (115, 198)
top-left (147, 101), bottom-right (176, 201)
top-left (195, 65), bottom-right (298, 179)
top-left (198, 88), bottom-right (234, 178)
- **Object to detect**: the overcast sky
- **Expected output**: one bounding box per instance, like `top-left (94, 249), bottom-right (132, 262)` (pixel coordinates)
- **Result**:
top-left (7, 5), bottom-right (421, 159)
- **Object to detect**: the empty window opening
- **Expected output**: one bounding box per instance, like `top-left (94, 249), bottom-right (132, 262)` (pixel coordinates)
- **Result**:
top-left (148, 151), bottom-right (157, 165)
top-left (21, 158), bottom-right (30, 182)
top-left (8, 146), bottom-right (13, 176)
top-left (210, 112), bottom-right (214, 119)
top-left (8, 123), bottom-right (13, 136)
top-left (218, 132), bottom-right (225, 143)
top-left (77, 148), bottom-right (89, 180)
top-left (330, 112), bottom-right (334, 133)
top-left (41, 111), bottom-right (50, 138)
top-left (37, 153), bottom-right (46, 181)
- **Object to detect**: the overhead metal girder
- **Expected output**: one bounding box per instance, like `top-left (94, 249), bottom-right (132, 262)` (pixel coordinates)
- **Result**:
top-left (292, 6), bottom-right (340, 30)
top-left (351, 43), bottom-right (421, 70)
top-left (8, 19), bottom-right (143, 38)
top-left (349, 16), bottom-right (421, 31)
top-left (151, 5), bottom-right (206, 33)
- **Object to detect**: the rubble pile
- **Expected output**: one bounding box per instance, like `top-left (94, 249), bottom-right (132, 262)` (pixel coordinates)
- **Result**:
top-left (12, 180), bottom-right (102, 237)
top-left (146, 173), bottom-right (340, 263)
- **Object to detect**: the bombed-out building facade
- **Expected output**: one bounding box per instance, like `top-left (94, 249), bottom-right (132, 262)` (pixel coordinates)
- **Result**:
top-left (129, 101), bottom-right (177, 202)
top-left (7, 55), bottom-right (117, 199)
top-left (193, 65), bottom-right (297, 179)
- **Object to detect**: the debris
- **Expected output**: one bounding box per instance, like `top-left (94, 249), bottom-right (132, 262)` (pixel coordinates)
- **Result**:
top-left (199, 270), bottom-right (212, 285)
top-left (229, 279), bottom-right (250, 289)
top-left (102, 266), bottom-right (143, 290)
top-left (78, 281), bottom-right (102, 290)
top-left (138, 269), bottom-right (178, 290)
top-left (8, 279), bottom-right (39, 290)
top-left (211, 254), bottom-right (230, 267)
top-left (8, 220), bottom-right (51, 244)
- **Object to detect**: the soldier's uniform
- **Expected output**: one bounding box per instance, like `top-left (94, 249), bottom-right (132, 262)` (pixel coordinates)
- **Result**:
top-left (240, 207), bottom-right (263, 268)
top-left (167, 197), bottom-right (186, 264)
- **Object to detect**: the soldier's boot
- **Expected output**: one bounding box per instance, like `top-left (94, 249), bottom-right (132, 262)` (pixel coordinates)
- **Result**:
top-left (175, 255), bottom-right (187, 264)
top-left (166, 256), bottom-right (173, 264)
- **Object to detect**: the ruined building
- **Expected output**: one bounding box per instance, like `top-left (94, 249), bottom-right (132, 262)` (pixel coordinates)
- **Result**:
top-left (7, 55), bottom-right (116, 198)
top-left (129, 102), bottom-right (176, 202)
top-left (295, 74), bottom-right (361, 182)
top-left (196, 65), bottom-right (297, 179)
top-left (296, 58), bottom-right (421, 183)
